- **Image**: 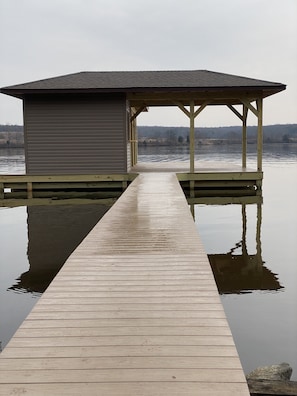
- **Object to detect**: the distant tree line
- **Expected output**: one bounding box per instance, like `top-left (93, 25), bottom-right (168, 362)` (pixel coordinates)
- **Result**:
top-left (0, 124), bottom-right (296, 148)
top-left (138, 124), bottom-right (297, 145)
top-left (0, 127), bottom-right (24, 147)
top-left (0, 124), bottom-right (23, 132)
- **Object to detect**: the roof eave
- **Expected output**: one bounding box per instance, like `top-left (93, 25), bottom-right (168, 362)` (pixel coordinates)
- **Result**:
top-left (0, 84), bottom-right (286, 100)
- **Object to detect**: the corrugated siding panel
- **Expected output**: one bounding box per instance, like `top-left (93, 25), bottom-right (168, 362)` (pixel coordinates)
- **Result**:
top-left (127, 143), bottom-right (131, 171)
top-left (24, 96), bottom-right (128, 174)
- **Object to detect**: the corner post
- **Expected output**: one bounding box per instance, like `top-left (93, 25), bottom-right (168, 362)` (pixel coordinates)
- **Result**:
top-left (189, 101), bottom-right (195, 173)
top-left (131, 117), bottom-right (137, 166)
top-left (257, 98), bottom-right (263, 172)
top-left (242, 105), bottom-right (248, 168)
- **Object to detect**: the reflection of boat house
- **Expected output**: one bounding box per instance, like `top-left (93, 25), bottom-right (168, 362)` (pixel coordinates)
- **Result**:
top-left (0, 70), bottom-right (285, 199)
top-left (205, 200), bottom-right (282, 294)
top-left (9, 197), bottom-right (282, 296)
top-left (209, 252), bottom-right (282, 294)
top-left (9, 205), bottom-right (110, 294)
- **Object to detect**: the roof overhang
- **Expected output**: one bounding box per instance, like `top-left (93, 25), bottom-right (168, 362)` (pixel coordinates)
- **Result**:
top-left (0, 86), bottom-right (286, 107)
top-left (127, 87), bottom-right (285, 107)
top-left (0, 70), bottom-right (286, 107)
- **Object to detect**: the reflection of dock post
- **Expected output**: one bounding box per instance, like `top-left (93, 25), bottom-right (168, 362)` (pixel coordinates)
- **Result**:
top-left (241, 202), bottom-right (262, 269)
top-left (241, 204), bottom-right (247, 256)
top-left (190, 203), bottom-right (195, 219)
top-left (207, 196), bottom-right (282, 293)
top-left (256, 202), bottom-right (262, 263)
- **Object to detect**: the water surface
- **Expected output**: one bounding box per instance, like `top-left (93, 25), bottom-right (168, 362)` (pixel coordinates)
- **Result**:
top-left (0, 145), bottom-right (296, 379)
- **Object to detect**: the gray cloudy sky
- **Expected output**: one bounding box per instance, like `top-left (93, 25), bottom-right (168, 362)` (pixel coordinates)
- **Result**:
top-left (0, 0), bottom-right (296, 127)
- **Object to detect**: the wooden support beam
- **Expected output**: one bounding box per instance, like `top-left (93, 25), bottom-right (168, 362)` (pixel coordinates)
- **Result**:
top-left (130, 105), bottom-right (147, 121)
top-left (227, 105), bottom-right (244, 122)
top-left (130, 116), bottom-right (138, 167)
top-left (189, 101), bottom-right (195, 173)
top-left (257, 98), bottom-right (263, 171)
top-left (189, 180), bottom-right (195, 198)
top-left (194, 102), bottom-right (209, 117)
top-left (240, 99), bottom-right (258, 117)
top-left (239, 98), bottom-right (263, 172)
top-left (27, 182), bottom-right (33, 199)
top-left (128, 90), bottom-right (265, 104)
top-left (188, 195), bottom-right (263, 205)
top-left (175, 101), bottom-right (209, 173)
top-left (226, 104), bottom-right (248, 168)
top-left (242, 105), bottom-right (248, 168)
top-left (1, 197), bottom-right (117, 207)
top-left (175, 102), bottom-right (190, 117)
top-left (0, 183), bottom-right (4, 199)
top-left (175, 101), bottom-right (209, 119)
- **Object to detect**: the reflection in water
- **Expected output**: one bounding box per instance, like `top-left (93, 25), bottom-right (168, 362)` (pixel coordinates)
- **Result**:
top-left (206, 203), bottom-right (283, 294)
top-left (9, 204), bottom-right (110, 294)
top-left (9, 200), bottom-right (283, 296)
top-left (1, 145), bottom-right (296, 378)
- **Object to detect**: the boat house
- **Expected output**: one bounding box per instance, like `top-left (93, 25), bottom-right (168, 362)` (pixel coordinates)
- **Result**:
top-left (0, 70), bottom-right (285, 201)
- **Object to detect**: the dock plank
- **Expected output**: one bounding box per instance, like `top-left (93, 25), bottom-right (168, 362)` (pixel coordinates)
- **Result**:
top-left (0, 382), bottom-right (250, 396)
top-left (7, 335), bottom-right (235, 347)
top-left (0, 173), bottom-right (249, 395)
top-left (0, 356), bottom-right (243, 370)
top-left (0, 368), bottom-right (246, 383)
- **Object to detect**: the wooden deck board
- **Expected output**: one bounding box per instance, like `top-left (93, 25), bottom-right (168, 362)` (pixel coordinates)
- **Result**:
top-left (2, 345), bottom-right (240, 358)
top-left (0, 356), bottom-right (243, 370)
top-left (0, 173), bottom-right (249, 395)
top-left (131, 161), bottom-right (257, 173)
top-left (0, 383), bottom-right (249, 396)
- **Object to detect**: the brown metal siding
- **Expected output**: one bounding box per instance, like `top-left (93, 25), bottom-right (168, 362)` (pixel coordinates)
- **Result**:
top-left (127, 142), bottom-right (131, 171)
top-left (24, 96), bottom-right (128, 174)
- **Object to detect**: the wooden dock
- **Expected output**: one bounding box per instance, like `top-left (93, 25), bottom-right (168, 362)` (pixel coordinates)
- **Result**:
top-left (0, 160), bottom-right (262, 206)
top-left (0, 172), bottom-right (250, 395)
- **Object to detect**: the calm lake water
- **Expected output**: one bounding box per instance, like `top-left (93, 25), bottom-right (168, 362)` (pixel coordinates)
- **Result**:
top-left (0, 144), bottom-right (296, 379)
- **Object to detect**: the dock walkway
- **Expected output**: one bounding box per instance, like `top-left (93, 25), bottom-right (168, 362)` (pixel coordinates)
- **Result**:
top-left (0, 173), bottom-right (249, 395)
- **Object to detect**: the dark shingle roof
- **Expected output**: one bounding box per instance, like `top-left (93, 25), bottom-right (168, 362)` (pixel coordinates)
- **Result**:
top-left (1, 70), bottom-right (285, 96)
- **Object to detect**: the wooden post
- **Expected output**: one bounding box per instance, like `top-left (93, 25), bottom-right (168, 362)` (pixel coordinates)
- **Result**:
top-left (134, 119), bottom-right (138, 166)
top-left (130, 105), bottom-right (147, 167)
top-left (227, 104), bottom-right (248, 169)
top-left (0, 183), bottom-right (4, 199)
top-left (257, 98), bottom-right (263, 172)
top-left (189, 101), bottom-right (195, 173)
top-left (242, 105), bottom-right (248, 168)
top-left (130, 111), bottom-right (135, 167)
top-left (131, 118), bottom-right (137, 166)
top-left (176, 101), bottom-right (208, 173)
top-left (240, 98), bottom-right (263, 172)
top-left (27, 182), bottom-right (33, 199)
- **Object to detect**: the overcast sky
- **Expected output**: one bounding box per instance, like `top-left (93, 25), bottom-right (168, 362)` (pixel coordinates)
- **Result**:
top-left (0, 0), bottom-right (296, 127)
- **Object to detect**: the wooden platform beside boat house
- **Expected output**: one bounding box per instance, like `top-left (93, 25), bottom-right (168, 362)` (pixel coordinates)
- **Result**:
top-left (0, 172), bottom-right (250, 395)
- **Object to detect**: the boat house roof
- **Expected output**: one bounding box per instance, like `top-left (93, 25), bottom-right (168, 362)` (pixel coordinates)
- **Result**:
top-left (0, 70), bottom-right (286, 106)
